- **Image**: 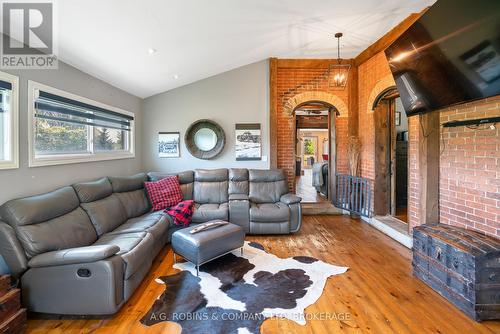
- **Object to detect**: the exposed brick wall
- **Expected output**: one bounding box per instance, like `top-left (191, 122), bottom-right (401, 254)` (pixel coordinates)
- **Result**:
top-left (357, 52), bottom-right (397, 213)
top-left (408, 116), bottom-right (421, 230)
top-left (336, 117), bottom-right (349, 174)
top-left (274, 48), bottom-right (499, 238)
top-left (439, 96), bottom-right (500, 237)
top-left (276, 66), bottom-right (350, 191)
top-left (358, 52), bottom-right (396, 181)
top-left (357, 50), bottom-right (500, 237)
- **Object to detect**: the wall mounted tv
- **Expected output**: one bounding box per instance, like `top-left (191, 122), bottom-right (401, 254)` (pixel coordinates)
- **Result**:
top-left (385, 0), bottom-right (500, 116)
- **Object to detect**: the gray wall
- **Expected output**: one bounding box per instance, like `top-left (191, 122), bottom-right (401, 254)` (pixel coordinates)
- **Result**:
top-left (0, 61), bottom-right (143, 205)
top-left (142, 60), bottom-right (270, 172)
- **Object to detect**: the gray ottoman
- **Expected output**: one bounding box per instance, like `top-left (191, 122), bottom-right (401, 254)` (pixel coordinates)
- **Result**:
top-left (171, 221), bottom-right (245, 276)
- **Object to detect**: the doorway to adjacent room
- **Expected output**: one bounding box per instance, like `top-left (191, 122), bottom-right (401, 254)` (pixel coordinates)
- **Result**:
top-left (294, 102), bottom-right (336, 203)
top-left (373, 87), bottom-right (409, 224)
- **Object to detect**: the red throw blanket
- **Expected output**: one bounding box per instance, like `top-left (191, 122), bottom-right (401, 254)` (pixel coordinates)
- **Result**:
top-left (164, 200), bottom-right (195, 226)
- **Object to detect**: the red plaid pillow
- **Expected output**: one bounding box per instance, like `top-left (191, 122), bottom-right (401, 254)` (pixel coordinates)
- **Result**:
top-left (144, 176), bottom-right (183, 211)
top-left (165, 200), bottom-right (195, 226)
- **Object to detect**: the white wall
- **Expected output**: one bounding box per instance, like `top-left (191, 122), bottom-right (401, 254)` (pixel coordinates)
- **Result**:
top-left (142, 60), bottom-right (270, 172)
top-left (0, 62), bottom-right (143, 205)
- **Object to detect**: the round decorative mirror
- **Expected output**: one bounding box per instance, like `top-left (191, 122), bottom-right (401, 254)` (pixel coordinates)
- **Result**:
top-left (194, 128), bottom-right (217, 151)
top-left (185, 119), bottom-right (225, 159)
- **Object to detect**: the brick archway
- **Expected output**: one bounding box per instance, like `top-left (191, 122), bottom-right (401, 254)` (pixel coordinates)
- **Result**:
top-left (283, 91), bottom-right (348, 117)
top-left (366, 74), bottom-right (396, 114)
top-left (279, 91), bottom-right (348, 200)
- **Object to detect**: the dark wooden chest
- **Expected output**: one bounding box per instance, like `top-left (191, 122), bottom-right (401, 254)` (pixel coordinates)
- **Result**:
top-left (413, 224), bottom-right (500, 321)
top-left (0, 275), bottom-right (26, 334)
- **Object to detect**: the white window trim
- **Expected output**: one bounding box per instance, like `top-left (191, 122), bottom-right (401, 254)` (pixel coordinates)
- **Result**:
top-left (28, 80), bottom-right (135, 167)
top-left (0, 71), bottom-right (19, 170)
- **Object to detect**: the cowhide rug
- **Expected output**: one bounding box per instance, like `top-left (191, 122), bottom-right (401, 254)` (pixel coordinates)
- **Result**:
top-left (141, 241), bottom-right (348, 333)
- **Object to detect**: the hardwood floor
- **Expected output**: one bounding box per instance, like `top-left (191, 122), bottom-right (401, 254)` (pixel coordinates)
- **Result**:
top-left (395, 207), bottom-right (408, 223)
top-left (27, 215), bottom-right (500, 334)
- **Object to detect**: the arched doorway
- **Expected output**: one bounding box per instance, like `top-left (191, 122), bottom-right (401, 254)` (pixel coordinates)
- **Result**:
top-left (293, 101), bottom-right (338, 203)
top-left (372, 86), bottom-right (409, 224)
top-left (281, 91), bottom-right (347, 204)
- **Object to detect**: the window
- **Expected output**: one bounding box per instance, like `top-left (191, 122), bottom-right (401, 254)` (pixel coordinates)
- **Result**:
top-left (28, 81), bottom-right (135, 167)
top-left (0, 72), bottom-right (19, 170)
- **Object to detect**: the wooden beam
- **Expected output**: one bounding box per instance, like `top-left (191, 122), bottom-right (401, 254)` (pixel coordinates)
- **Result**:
top-left (373, 101), bottom-right (391, 216)
top-left (353, 10), bottom-right (427, 66)
top-left (277, 58), bottom-right (353, 69)
top-left (296, 115), bottom-right (329, 129)
top-left (418, 112), bottom-right (440, 225)
top-left (269, 57), bottom-right (278, 168)
top-left (348, 65), bottom-right (358, 136)
top-left (329, 109), bottom-right (337, 202)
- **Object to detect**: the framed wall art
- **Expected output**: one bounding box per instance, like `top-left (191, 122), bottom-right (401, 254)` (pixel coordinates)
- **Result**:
top-left (158, 132), bottom-right (180, 158)
top-left (235, 123), bottom-right (261, 161)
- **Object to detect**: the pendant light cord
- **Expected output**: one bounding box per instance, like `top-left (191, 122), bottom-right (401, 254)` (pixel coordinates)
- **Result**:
top-left (335, 32), bottom-right (343, 64)
top-left (337, 36), bottom-right (340, 61)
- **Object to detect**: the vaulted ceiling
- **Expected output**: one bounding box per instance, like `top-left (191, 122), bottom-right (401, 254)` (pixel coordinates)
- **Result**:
top-left (54, 0), bottom-right (434, 98)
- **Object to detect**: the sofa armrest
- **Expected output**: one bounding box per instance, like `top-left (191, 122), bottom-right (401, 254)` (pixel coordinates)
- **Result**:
top-left (229, 194), bottom-right (249, 201)
top-left (280, 194), bottom-right (302, 205)
top-left (0, 221), bottom-right (28, 278)
top-left (28, 245), bottom-right (120, 268)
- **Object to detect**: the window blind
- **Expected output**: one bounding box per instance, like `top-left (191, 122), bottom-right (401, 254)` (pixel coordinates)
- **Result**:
top-left (34, 90), bottom-right (134, 131)
top-left (0, 80), bottom-right (12, 113)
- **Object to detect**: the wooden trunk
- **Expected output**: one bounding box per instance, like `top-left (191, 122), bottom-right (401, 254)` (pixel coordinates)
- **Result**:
top-left (0, 275), bottom-right (26, 334)
top-left (413, 224), bottom-right (500, 321)
top-left (0, 276), bottom-right (10, 298)
top-left (0, 309), bottom-right (26, 334)
top-left (0, 290), bottom-right (21, 322)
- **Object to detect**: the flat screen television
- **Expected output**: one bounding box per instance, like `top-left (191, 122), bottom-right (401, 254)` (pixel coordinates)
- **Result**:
top-left (385, 0), bottom-right (500, 116)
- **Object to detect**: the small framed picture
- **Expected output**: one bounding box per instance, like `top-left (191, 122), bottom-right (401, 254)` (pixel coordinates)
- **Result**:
top-left (158, 132), bottom-right (180, 158)
top-left (395, 112), bottom-right (401, 126)
top-left (235, 123), bottom-right (261, 161)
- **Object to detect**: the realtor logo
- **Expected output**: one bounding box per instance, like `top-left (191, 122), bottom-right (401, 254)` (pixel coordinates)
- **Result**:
top-left (1, 0), bottom-right (58, 69)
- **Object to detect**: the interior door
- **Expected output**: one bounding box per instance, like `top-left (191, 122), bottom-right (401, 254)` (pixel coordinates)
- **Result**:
top-left (390, 99), bottom-right (397, 216)
top-left (373, 100), bottom-right (391, 216)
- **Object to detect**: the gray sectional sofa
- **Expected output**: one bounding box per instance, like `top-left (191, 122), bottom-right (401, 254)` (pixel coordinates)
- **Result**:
top-left (0, 168), bottom-right (301, 315)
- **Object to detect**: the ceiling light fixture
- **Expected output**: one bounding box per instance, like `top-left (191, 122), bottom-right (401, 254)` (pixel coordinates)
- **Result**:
top-left (329, 32), bottom-right (350, 90)
top-left (148, 48), bottom-right (157, 55)
top-left (172, 74), bottom-right (179, 80)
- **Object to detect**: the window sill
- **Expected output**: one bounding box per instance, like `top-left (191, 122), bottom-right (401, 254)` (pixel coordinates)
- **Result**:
top-left (0, 160), bottom-right (19, 170)
top-left (29, 152), bottom-right (135, 167)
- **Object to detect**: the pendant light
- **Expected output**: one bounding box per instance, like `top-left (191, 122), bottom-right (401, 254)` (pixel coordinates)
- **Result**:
top-left (329, 32), bottom-right (350, 89)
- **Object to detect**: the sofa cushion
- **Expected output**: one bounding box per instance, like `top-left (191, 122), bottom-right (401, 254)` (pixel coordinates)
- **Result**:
top-left (144, 177), bottom-right (183, 211)
top-left (191, 203), bottom-right (229, 223)
top-left (229, 168), bottom-right (249, 195)
top-left (73, 178), bottom-right (113, 203)
top-left (109, 211), bottom-right (168, 244)
top-left (193, 169), bottom-right (228, 204)
top-left (109, 173), bottom-right (147, 193)
top-left (250, 202), bottom-right (290, 222)
top-left (115, 190), bottom-right (151, 219)
top-left (16, 208), bottom-right (97, 258)
top-left (81, 195), bottom-right (127, 236)
top-left (94, 232), bottom-right (154, 279)
top-left (0, 187), bottom-right (97, 258)
top-left (249, 169), bottom-right (288, 203)
top-left (0, 186), bottom-right (80, 226)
